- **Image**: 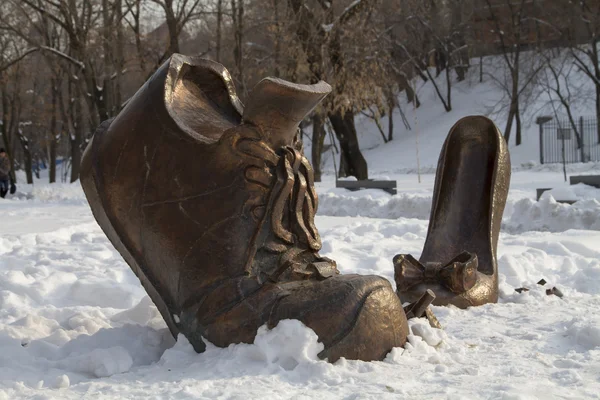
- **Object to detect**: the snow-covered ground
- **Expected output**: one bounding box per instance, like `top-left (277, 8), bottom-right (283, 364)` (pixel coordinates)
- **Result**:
top-left (2, 57), bottom-right (600, 398)
top-left (1, 170), bottom-right (599, 399)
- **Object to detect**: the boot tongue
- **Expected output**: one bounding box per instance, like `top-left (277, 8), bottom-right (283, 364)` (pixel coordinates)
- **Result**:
top-left (242, 78), bottom-right (331, 149)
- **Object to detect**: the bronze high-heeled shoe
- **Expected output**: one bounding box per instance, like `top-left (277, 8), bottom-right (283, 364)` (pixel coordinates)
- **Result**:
top-left (394, 116), bottom-right (511, 308)
top-left (80, 54), bottom-right (408, 362)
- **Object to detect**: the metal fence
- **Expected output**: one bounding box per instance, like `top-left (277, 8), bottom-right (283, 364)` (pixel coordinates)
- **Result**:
top-left (539, 116), bottom-right (600, 164)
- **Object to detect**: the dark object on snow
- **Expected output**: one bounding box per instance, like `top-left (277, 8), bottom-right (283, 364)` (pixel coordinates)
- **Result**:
top-left (0, 148), bottom-right (10, 198)
top-left (9, 176), bottom-right (16, 195)
top-left (570, 175), bottom-right (600, 189)
top-left (79, 54), bottom-right (408, 363)
top-left (336, 179), bottom-right (397, 195)
top-left (514, 287), bottom-right (530, 293)
top-left (537, 279), bottom-right (547, 286)
top-left (536, 188), bottom-right (552, 201)
top-left (404, 289), bottom-right (436, 319)
top-left (403, 289), bottom-right (442, 329)
top-left (535, 188), bottom-right (576, 204)
top-left (394, 116), bottom-right (511, 308)
top-left (546, 287), bottom-right (564, 298)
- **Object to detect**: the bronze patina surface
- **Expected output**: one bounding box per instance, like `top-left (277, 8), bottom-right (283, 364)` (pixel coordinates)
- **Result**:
top-left (80, 54), bottom-right (408, 362)
top-left (394, 116), bottom-right (511, 308)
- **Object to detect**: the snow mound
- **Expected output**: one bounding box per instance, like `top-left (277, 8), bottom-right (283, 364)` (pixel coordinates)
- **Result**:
top-left (409, 320), bottom-right (446, 347)
top-left (505, 196), bottom-right (600, 232)
top-left (5, 183), bottom-right (86, 204)
top-left (252, 320), bottom-right (324, 369)
top-left (515, 161), bottom-right (600, 173)
top-left (3, 180), bottom-right (86, 203)
top-left (566, 317), bottom-right (600, 350)
top-left (29, 183), bottom-right (87, 203)
top-left (319, 189), bottom-right (600, 233)
top-left (59, 346), bottom-right (134, 378)
top-left (156, 321), bottom-right (329, 387)
top-left (319, 190), bottom-right (431, 220)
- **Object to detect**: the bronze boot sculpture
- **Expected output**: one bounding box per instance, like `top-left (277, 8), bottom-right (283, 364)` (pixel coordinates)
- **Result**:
top-left (394, 116), bottom-right (511, 308)
top-left (80, 54), bottom-right (408, 362)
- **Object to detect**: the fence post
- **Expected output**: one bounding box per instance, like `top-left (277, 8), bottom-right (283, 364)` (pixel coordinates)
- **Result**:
top-left (539, 123), bottom-right (544, 164)
top-left (562, 131), bottom-right (567, 182)
top-left (536, 116), bottom-right (552, 164)
top-left (579, 116), bottom-right (586, 162)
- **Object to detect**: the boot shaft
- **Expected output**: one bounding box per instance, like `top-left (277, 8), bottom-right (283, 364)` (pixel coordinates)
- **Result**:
top-left (85, 55), bottom-right (332, 313)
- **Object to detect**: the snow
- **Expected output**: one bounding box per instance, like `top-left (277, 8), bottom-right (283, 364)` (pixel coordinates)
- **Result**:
top-left (1, 169), bottom-right (599, 398)
top-left (1, 54), bottom-right (599, 398)
top-left (316, 174), bottom-right (600, 233)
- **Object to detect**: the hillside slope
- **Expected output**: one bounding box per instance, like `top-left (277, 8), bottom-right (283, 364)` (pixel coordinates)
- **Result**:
top-left (311, 54), bottom-right (597, 176)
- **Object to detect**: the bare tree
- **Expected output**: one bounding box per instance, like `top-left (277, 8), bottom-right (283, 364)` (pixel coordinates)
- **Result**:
top-left (539, 49), bottom-right (586, 160)
top-left (568, 0), bottom-right (600, 143)
top-left (484, 0), bottom-right (543, 145)
top-left (150, 0), bottom-right (205, 60)
top-left (230, 0), bottom-right (245, 94)
top-left (288, 0), bottom-right (379, 180)
top-left (216, 0), bottom-right (223, 62)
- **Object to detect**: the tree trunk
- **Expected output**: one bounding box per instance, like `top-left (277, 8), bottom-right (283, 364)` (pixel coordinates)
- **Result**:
top-left (114, 0), bottom-right (125, 113)
top-left (17, 130), bottom-right (33, 184)
top-left (0, 85), bottom-right (16, 183)
top-left (49, 79), bottom-right (59, 183)
top-left (311, 113), bottom-right (326, 182)
top-left (273, 0), bottom-right (280, 77)
top-left (102, 0), bottom-right (114, 116)
top-left (50, 135), bottom-right (58, 183)
top-left (515, 105), bottom-right (522, 146)
top-left (455, 62), bottom-right (467, 82)
top-left (165, 1), bottom-right (180, 56)
top-left (216, 0), bottom-right (223, 62)
top-left (504, 106), bottom-right (515, 144)
top-left (329, 109), bottom-right (368, 180)
top-left (480, 55), bottom-right (483, 83)
top-left (132, 0), bottom-right (146, 75)
top-left (504, 65), bottom-right (520, 144)
top-left (231, 0), bottom-right (245, 94)
top-left (445, 60), bottom-right (452, 111)
top-left (401, 75), bottom-right (420, 107)
top-left (593, 42), bottom-right (600, 143)
top-left (424, 66), bottom-right (450, 112)
top-left (596, 87), bottom-right (600, 144)
top-left (387, 96), bottom-right (395, 142)
top-left (450, 0), bottom-right (467, 82)
top-left (70, 137), bottom-right (82, 183)
top-left (70, 97), bottom-right (83, 183)
top-left (435, 49), bottom-right (446, 77)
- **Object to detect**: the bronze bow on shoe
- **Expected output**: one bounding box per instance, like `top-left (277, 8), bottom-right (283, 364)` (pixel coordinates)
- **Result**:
top-left (394, 252), bottom-right (478, 294)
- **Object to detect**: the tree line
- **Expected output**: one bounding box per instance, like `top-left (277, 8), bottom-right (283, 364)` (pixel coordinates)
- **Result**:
top-left (0, 0), bottom-right (598, 184)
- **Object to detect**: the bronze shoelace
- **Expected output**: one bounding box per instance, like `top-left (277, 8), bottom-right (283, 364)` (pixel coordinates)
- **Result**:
top-left (236, 129), bottom-right (338, 283)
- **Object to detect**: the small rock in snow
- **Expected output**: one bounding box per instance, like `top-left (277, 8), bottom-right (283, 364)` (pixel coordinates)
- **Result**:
top-left (54, 375), bottom-right (70, 389)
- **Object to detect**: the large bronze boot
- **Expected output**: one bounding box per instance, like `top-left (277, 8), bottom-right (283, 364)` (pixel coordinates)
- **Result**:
top-left (394, 116), bottom-right (511, 308)
top-left (80, 54), bottom-right (408, 362)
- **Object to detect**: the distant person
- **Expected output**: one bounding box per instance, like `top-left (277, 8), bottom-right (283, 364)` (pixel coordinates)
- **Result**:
top-left (0, 148), bottom-right (10, 198)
